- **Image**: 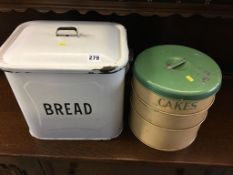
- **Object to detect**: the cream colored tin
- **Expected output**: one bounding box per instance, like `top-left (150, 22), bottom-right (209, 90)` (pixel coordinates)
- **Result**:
top-left (132, 77), bottom-right (215, 115)
top-left (130, 45), bottom-right (222, 151)
top-left (131, 92), bottom-right (208, 129)
top-left (130, 108), bottom-right (203, 151)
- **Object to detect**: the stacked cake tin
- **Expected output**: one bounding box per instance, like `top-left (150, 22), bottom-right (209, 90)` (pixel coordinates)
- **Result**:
top-left (130, 45), bottom-right (222, 151)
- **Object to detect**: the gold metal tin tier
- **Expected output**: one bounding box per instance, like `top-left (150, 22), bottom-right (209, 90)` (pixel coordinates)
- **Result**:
top-left (131, 91), bottom-right (208, 129)
top-left (132, 77), bottom-right (215, 115)
top-left (129, 108), bottom-right (203, 151)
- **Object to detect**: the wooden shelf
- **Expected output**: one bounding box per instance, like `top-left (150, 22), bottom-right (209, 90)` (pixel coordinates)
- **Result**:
top-left (0, 72), bottom-right (232, 167)
top-left (0, 0), bottom-right (233, 18)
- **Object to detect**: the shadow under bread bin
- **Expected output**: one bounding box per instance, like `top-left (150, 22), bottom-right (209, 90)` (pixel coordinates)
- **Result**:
top-left (0, 21), bottom-right (129, 140)
top-left (130, 45), bottom-right (222, 151)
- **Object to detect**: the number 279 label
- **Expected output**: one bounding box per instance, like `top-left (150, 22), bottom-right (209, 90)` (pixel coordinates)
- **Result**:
top-left (88, 54), bottom-right (101, 62)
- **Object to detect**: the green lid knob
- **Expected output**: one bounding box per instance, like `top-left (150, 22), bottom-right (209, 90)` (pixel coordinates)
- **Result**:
top-left (133, 45), bottom-right (222, 100)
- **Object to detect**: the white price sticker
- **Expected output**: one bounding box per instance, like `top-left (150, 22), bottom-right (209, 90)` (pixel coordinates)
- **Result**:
top-left (88, 54), bottom-right (101, 62)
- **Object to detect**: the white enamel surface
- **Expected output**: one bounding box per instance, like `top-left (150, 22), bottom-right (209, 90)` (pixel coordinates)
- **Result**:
top-left (0, 21), bottom-right (128, 72)
top-left (1, 21), bottom-right (128, 139)
top-left (5, 70), bottom-right (125, 139)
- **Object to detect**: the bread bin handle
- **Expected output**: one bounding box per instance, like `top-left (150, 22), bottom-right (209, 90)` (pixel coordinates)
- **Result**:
top-left (56, 27), bottom-right (79, 37)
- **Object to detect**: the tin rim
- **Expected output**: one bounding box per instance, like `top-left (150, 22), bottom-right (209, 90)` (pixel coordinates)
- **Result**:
top-left (130, 125), bottom-right (196, 152)
top-left (131, 94), bottom-right (208, 129)
top-left (133, 45), bottom-right (222, 100)
top-left (131, 90), bottom-right (214, 117)
top-left (131, 80), bottom-right (215, 116)
top-left (131, 77), bottom-right (216, 108)
top-left (129, 108), bottom-right (201, 151)
top-left (130, 107), bottom-right (205, 131)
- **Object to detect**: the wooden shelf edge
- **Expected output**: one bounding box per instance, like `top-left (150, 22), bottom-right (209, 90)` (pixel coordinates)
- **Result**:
top-left (1, 151), bottom-right (233, 168)
top-left (0, 1), bottom-right (233, 18)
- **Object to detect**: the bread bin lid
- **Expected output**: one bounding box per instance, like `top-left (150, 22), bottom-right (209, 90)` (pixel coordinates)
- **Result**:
top-left (0, 21), bottom-right (128, 73)
top-left (133, 45), bottom-right (222, 100)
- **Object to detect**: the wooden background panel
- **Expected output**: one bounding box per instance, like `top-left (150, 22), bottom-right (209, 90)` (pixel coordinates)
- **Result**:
top-left (0, 1), bottom-right (233, 17)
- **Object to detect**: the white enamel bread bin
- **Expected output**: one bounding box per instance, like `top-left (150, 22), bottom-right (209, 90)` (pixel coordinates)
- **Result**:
top-left (0, 21), bottom-right (129, 140)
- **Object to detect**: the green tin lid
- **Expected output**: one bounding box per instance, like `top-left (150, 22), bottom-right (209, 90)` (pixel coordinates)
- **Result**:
top-left (134, 45), bottom-right (222, 100)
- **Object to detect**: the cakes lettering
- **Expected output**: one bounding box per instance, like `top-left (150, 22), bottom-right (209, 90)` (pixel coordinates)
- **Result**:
top-left (158, 98), bottom-right (197, 111)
